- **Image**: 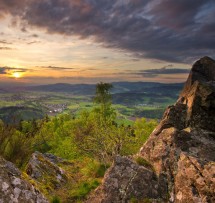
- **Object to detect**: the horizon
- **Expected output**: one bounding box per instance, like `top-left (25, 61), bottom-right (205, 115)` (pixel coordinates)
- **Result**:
top-left (0, 81), bottom-right (186, 88)
top-left (0, 0), bottom-right (214, 85)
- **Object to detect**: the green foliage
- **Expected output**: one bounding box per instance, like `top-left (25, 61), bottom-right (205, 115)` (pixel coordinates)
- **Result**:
top-left (129, 197), bottom-right (139, 203)
top-left (135, 156), bottom-right (153, 170)
top-left (51, 196), bottom-right (61, 203)
top-left (129, 197), bottom-right (153, 203)
top-left (0, 120), bottom-right (33, 167)
top-left (93, 82), bottom-right (114, 119)
top-left (94, 82), bottom-right (113, 105)
top-left (71, 180), bottom-right (100, 200)
top-left (95, 164), bottom-right (108, 178)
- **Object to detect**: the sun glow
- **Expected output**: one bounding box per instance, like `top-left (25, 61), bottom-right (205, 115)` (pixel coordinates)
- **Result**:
top-left (12, 72), bottom-right (22, 78)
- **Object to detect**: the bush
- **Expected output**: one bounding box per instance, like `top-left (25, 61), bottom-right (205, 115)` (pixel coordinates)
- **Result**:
top-left (95, 164), bottom-right (108, 178)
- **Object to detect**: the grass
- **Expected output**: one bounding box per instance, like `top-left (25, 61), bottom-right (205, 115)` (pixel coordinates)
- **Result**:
top-left (51, 196), bottom-right (61, 203)
top-left (70, 180), bottom-right (100, 200)
top-left (135, 156), bottom-right (154, 171)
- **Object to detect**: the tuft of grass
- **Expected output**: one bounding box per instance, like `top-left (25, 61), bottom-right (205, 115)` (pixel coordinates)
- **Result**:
top-left (95, 164), bottom-right (108, 178)
top-left (129, 197), bottom-right (138, 203)
top-left (71, 180), bottom-right (100, 200)
top-left (129, 197), bottom-right (153, 203)
top-left (51, 196), bottom-right (61, 203)
top-left (135, 156), bottom-right (153, 170)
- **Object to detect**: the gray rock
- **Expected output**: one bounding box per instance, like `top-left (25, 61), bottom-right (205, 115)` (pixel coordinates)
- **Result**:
top-left (87, 156), bottom-right (167, 203)
top-left (0, 156), bottom-right (48, 203)
top-left (26, 151), bottom-right (68, 190)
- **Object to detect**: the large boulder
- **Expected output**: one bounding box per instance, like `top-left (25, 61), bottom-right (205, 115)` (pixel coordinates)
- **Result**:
top-left (0, 156), bottom-right (48, 203)
top-left (87, 156), bottom-right (167, 203)
top-left (88, 56), bottom-right (215, 203)
top-left (26, 152), bottom-right (69, 190)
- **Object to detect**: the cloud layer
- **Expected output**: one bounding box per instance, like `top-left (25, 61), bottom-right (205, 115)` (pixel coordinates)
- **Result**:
top-left (0, 66), bottom-right (29, 74)
top-left (137, 67), bottom-right (190, 78)
top-left (0, 0), bottom-right (214, 63)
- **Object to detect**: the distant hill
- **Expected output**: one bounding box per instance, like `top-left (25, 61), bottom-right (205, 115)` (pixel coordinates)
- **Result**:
top-left (26, 82), bottom-right (184, 96)
top-left (27, 83), bottom-right (96, 95)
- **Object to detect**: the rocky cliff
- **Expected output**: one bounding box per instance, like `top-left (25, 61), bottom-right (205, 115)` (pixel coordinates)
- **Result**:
top-left (88, 56), bottom-right (215, 203)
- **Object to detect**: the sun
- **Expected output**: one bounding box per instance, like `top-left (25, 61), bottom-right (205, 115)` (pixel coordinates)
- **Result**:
top-left (12, 72), bottom-right (22, 78)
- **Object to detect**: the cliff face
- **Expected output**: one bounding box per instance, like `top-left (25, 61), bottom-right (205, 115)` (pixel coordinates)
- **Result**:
top-left (88, 56), bottom-right (215, 203)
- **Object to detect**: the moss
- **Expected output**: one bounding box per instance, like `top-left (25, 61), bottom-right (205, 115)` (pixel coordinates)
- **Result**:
top-left (95, 164), bottom-right (108, 178)
top-left (51, 196), bottom-right (61, 203)
top-left (142, 198), bottom-right (153, 203)
top-left (135, 156), bottom-right (154, 171)
top-left (129, 197), bottom-right (138, 203)
top-left (129, 197), bottom-right (153, 203)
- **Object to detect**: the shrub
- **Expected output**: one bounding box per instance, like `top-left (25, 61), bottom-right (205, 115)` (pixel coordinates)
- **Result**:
top-left (95, 164), bottom-right (108, 178)
top-left (51, 196), bottom-right (61, 203)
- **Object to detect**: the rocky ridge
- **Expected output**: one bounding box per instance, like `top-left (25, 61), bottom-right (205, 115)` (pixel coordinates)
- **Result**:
top-left (87, 56), bottom-right (215, 202)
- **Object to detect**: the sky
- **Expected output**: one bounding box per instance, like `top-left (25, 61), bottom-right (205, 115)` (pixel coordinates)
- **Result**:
top-left (0, 0), bottom-right (214, 85)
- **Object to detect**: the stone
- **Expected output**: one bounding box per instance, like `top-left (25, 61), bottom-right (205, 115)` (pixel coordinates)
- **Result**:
top-left (26, 151), bottom-right (68, 190)
top-left (0, 156), bottom-right (48, 203)
top-left (86, 156), bottom-right (167, 203)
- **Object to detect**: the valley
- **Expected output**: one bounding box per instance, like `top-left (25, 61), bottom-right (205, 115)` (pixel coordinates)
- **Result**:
top-left (0, 82), bottom-right (183, 124)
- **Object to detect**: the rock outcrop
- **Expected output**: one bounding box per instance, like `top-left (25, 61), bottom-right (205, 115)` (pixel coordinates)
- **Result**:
top-left (0, 156), bottom-right (48, 203)
top-left (26, 152), bottom-right (69, 190)
top-left (86, 156), bottom-right (168, 203)
top-left (88, 56), bottom-right (215, 203)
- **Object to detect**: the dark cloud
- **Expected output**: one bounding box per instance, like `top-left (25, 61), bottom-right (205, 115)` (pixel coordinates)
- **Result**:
top-left (0, 40), bottom-right (12, 44)
top-left (31, 34), bottom-right (39, 38)
top-left (131, 58), bottom-right (141, 62)
top-left (27, 40), bottom-right (40, 45)
top-left (0, 47), bottom-right (13, 50)
top-left (135, 67), bottom-right (190, 78)
top-left (38, 66), bottom-right (75, 70)
top-left (0, 0), bottom-right (27, 17)
top-left (0, 0), bottom-right (214, 63)
top-left (149, 0), bottom-right (206, 29)
top-left (85, 68), bottom-right (98, 71)
top-left (0, 66), bottom-right (29, 74)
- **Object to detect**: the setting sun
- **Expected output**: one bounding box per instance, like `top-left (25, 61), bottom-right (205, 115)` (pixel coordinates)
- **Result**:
top-left (12, 72), bottom-right (22, 78)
